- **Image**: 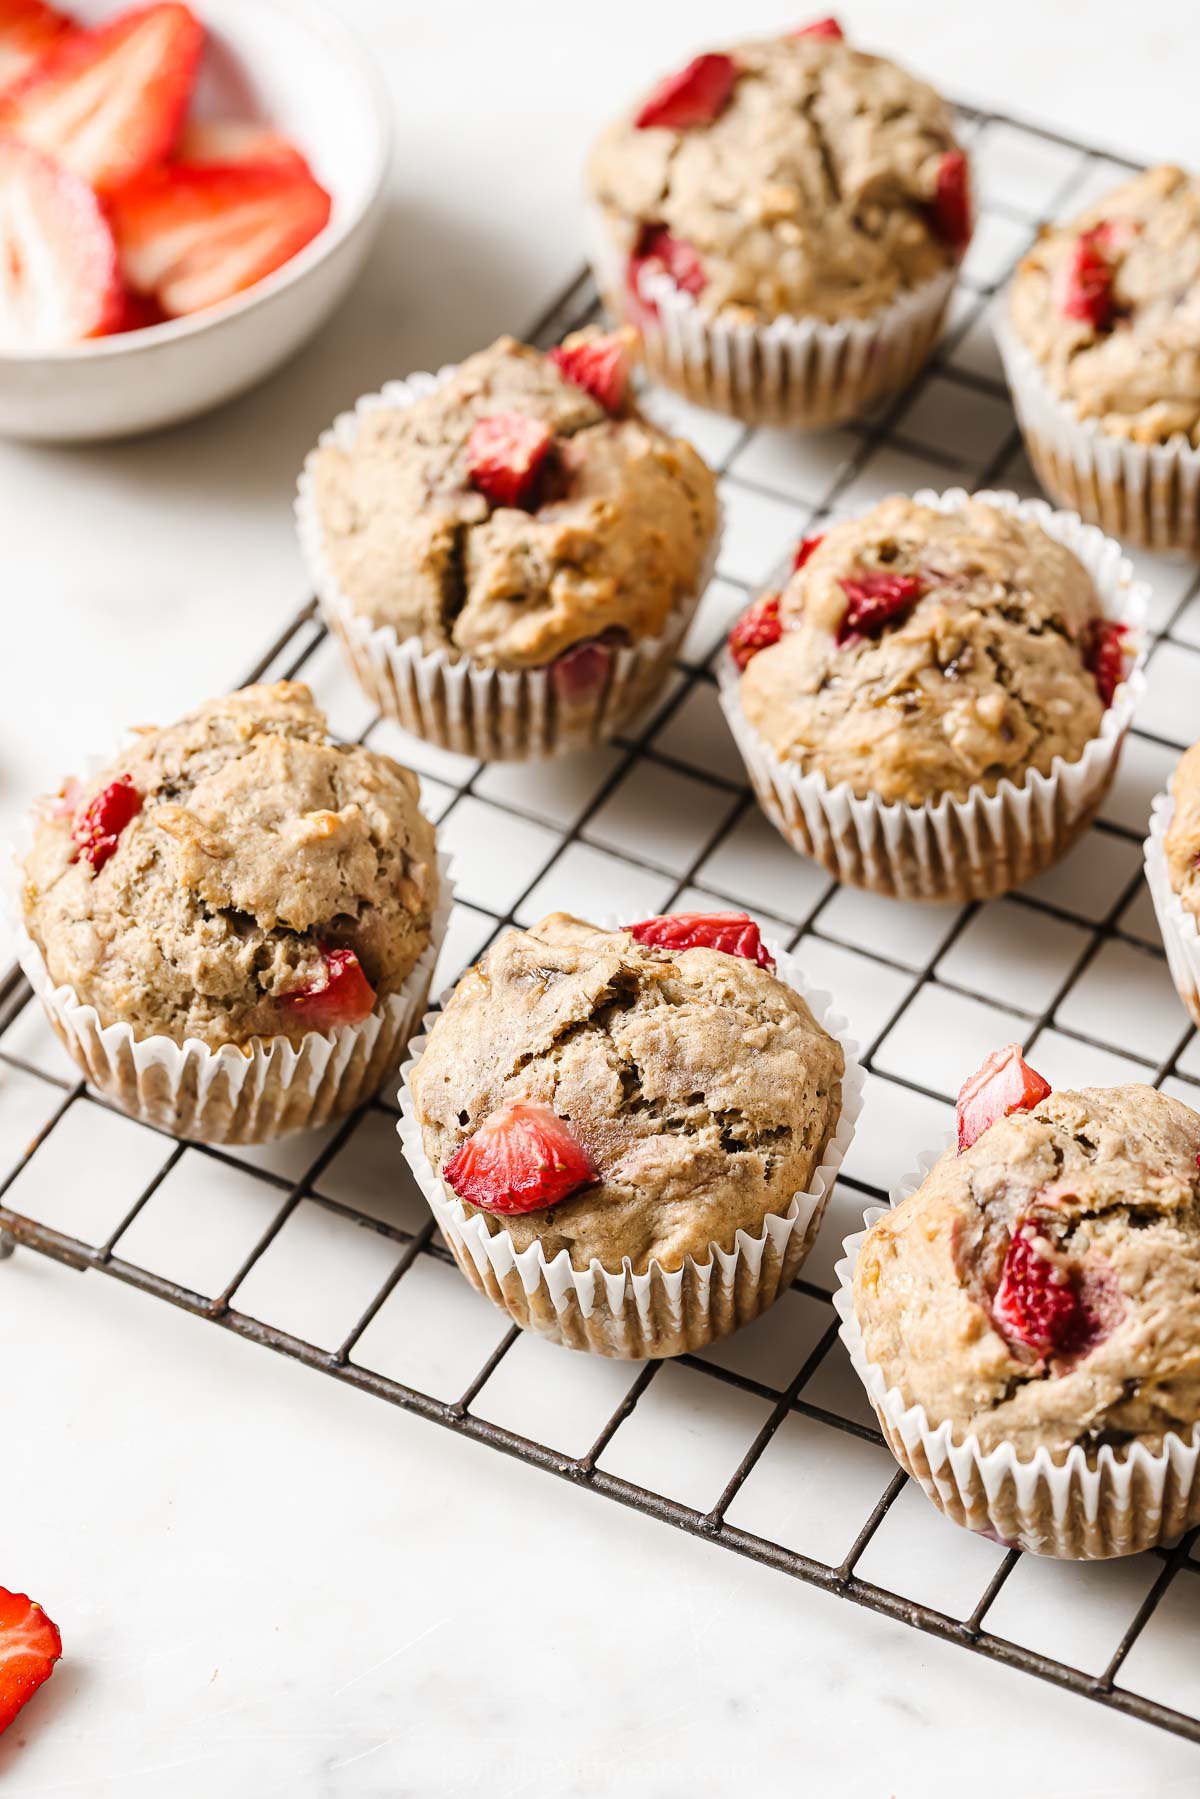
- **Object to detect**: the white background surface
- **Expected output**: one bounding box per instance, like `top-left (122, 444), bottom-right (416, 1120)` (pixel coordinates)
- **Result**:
top-left (3, 2), bottom-right (1200, 1794)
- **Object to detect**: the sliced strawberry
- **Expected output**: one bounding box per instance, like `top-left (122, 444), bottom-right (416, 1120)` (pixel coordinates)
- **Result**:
top-left (1060, 225), bottom-right (1116, 331)
top-left (837, 571), bottom-right (924, 644)
top-left (728, 593), bottom-right (782, 670)
top-left (551, 637), bottom-right (615, 702)
top-left (992, 1222), bottom-right (1100, 1360)
top-left (0, 0), bottom-right (74, 96)
top-left (176, 118), bottom-right (308, 173)
top-left (0, 1588), bottom-right (61, 1736)
top-left (71, 775), bottom-right (141, 872)
top-left (110, 159), bottom-right (332, 316)
top-left (626, 910), bottom-right (775, 969)
top-left (110, 283), bottom-right (165, 331)
top-left (0, 3), bottom-right (203, 193)
top-left (466, 412), bottom-right (554, 510)
top-left (443, 1101), bottom-right (596, 1216)
top-left (281, 946), bottom-right (376, 1028)
top-left (0, 138), bottom-right (122, 347)
top-left (956, 1044), bottom-right (1052, 1153)
top-left (789, 16), bottom-right (845, 38)
top-left (1085, 618), bottom-right (1128, 708)
top-left (627, 223), bottom-right (706, 319)
top-left (793, 533), bottom-right (825, 572)
top-left (549, 328), bottom-right (631, 413)
top-left (634, 52), bottom-right (737, 131)
top-left (929, 149), bottom-right (972, 257)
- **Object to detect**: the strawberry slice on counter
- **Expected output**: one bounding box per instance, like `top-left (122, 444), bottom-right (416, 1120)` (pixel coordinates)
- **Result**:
top-left (837, 571), bottom-right (924, 644)
top-left (992, 1222), bottom-right (1102, 1360)
top-left (789, 16), bottom-right (845, 39)
top-left (549, 328), bottom-right (632, 414)
top-left (635, 52), bottom-right (737, 131)
top-left (0, 1588), bottom-right (61, 1736)
top-left (444, 1101), bottom-right (597, 1215)
top-left (0, 137), bottom-right (123, 346)
top-left (175, 118), bottom-right (309, 173)
top-left (71, 774), bottom-right (141, 871)
top-left (0, 0), bottom-right (74, 96)
top-left (1085, 618), bottom-right (1129, 708)
top-left (466, 412), bottom-right (554, 509)
top-left (626, 911), bottom-right (775, 969)
top-left (793, 533), bottom-right (825, 572)
top-left (929, 149), bottom-right (972, 257)
top-left (282, 946), bottom-right (376, 1028)
top-left (110, 158), bottom-right (332, 316)
top-left (728, 593), bottom-right (782, 670)
top-left (956, 1044), bottom-right (1052, 1153)
top-left (0, 3), bottom-right (203, 193)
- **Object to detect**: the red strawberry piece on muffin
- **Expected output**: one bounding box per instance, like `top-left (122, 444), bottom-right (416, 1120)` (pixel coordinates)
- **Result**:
top-left (1085, 619), bottom-right (1129, 707)
top-left (837, 572), bottom-right (924, 644)
top-left (627, 223), bottom-right (706, 318)
top-left (1059, 225), bottom-right (1118, 331)
top-left (793, 533), bottom-right (825, 572)
top-left (930, 150), bottom-right (972, 257)
top-left (466, 412), bottom-right (555, 510)
top-left (444, 1101), bottom-right (597, 1215)
top-left (549, 328), bottom-right (633, 413)
top-left (992, 1220), bottom-right (1108, 1360)
top-left (0, 1588), bottom-right (61, 1736)
top-left (71, 775), bottom-right (141, 873)
top-left (282, 946), bottom-right (376, 1028)
top-left (789, 16), bottom-right (844, 39)
top-left (634, 52), bottom-right (737, 132)
top-left (728, 594), bottom-right (783, 669)
top-left (626, 911), bottom-right (775, 969)
top-left (957, 1045), bottom-right (1052, 1153)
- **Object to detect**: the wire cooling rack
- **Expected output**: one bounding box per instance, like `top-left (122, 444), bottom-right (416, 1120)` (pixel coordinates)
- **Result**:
top-left (3, 102), bottom-right (1200, 1748)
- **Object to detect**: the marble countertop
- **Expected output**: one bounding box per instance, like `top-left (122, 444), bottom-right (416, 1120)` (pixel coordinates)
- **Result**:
top-left (2, 2), bottom-right (1198, 1793)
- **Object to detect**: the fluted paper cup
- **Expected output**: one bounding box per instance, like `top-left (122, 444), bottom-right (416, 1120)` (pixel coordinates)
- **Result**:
top-left (396, 938), bottom-right (864, 1359)
top-left (587, 202), bottom-right (957, 429)
top-left (296, 366), bottom-right (723, 761)
top-left (1145, 790), bottom-right (1200, 1026)
top-left (717, 488), bottom-right (1149, 902)
top-left (833, 1171), bottom-right (1200, 1558)
top-left (996, 313), bottom-right (1200, 557)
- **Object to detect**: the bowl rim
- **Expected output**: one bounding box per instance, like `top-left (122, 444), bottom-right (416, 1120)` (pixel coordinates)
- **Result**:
top-left (0, 0), bottom-right (393, 367)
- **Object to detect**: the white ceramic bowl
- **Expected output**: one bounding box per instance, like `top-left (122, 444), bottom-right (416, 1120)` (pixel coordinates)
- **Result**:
top-left (0, 0), bottom-right (391, 441)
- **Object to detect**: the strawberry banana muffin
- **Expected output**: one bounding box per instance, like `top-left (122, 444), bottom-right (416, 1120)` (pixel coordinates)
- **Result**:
top-left (402, 909), bottom-right (851, 1357)
top-left (720, 494), bottom-right (1138, 900)
top-left (586, 16), bottom-right (971, 424)
top-left (846, 1046), bottom-right (1200, 1556)
top-left (299, 329), bottom-right (719, 760)
top-left (1001, 165), bottom-right (1200, 551)
top-left (19, 682), bottom-right (442, 1143)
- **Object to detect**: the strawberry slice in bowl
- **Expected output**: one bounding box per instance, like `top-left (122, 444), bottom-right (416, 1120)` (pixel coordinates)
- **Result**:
top-left (0, 0), bottom-right (75, 96)
top-left (0, 137), bottom-right (123, 348)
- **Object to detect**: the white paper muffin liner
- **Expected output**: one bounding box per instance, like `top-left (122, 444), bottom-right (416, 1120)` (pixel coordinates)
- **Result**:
top-left (396, 936), bottom-right (864, 1359)
top-left (6, 816), bottom-right (453, 1144)
top-left (586, 201), bottom-right (957, 429)
top-left (996, 313), bottom-right (1200, 557)
top-left (833, 1164), bottom-right (1200, 1559)
top-left (295, 365), bottom-right (723, 762)
top-left (716, 487), bottom-right (1149, 902)
top-left (1145, 790), bottom-right (1200, 1027)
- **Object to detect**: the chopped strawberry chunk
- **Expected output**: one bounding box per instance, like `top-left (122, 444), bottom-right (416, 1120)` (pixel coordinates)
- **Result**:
top-left (71, 775), bottom-right (141, 872)
top-left (549, 329), bottom-right (632, 413)
top-left (837, 571), bottom-right (924, 644)
top-left (635, 51), bottom-right (737, 131)
top-left (992, 1221), bottom-right (1102, 1360)
top-left (626, 910), bottom-right (775, 969)
top-left (627, 223), bottom-right (706, 318)
top-left (110, 159), bottom-right (332, 317)
top-left (551, 637), bottom-right (615, 702)
top-left (176, 119), bottom-right (309, 173)
top-left (0, 1588), bottom-right (61, 1736)
top-left (728, 593), bottom-right (782, 670)
top-left (466, 412), bottom-right (554, 510)
top-left (0, 139), bottom-right (122, 348)
top-left (282, 946), bottom-right (376, 1028)
top-left (0, 0), bottom-right (74, 97)
top-left (789, 16), bottom-right (845, 38)
top-left (793, 533), bottom-right (825, 572)
top-left (956, 1044), bottom-right (1052, 1153)
top-left (1060, 225), bottom-right (1116, 330)
top-left (1085, 618), bottom-right (1128, 708)
top-left (0, 3), bottom-right (204, 193)
top-left (929, 149), bottom-right (972, 256)
top-left (444, 1101), bottom-right (596, 1215)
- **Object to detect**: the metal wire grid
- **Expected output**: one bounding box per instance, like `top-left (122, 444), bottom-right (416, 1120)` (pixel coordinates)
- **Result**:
top-left (2, 101), bottom-right (1199, 1748)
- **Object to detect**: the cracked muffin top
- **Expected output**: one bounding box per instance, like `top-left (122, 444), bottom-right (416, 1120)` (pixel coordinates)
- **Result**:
top-left (1009, 166), bottom-right (1200, 446)
top-left (409, 911), bottom-right (845, 1273)
top-left (308, 332), bottom-right (718, 670)
top-left (21, 682), bottom-right (439, 1050)
top-left (586, 24), bottom-right (969, 327)
top-left (853, 1081), bottom-right (1200, 1461)
top-left (733, 496), bottom-right (1122, 807)
top-left (1163, 741), bottom-right (1200, 919)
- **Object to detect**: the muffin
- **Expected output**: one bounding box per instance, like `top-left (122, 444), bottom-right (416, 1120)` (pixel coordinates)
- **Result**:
top-left (837, 1048), bottom-right (1200, 1556)
top-left (1145, 740), bottom-right (1200, 1026)
top-left (15, 682), bottom-right (446, 1143)
top-left (717, 489), bottom-right (1147, 901)
top-left (585, 17), bottom-right (971, 425)
top-left (999, 165), bottom-right (1200, 553)
top-left (296, 331), bottom-right (720, 761)
top-left (398, 909), bottom-right (861, 1357)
